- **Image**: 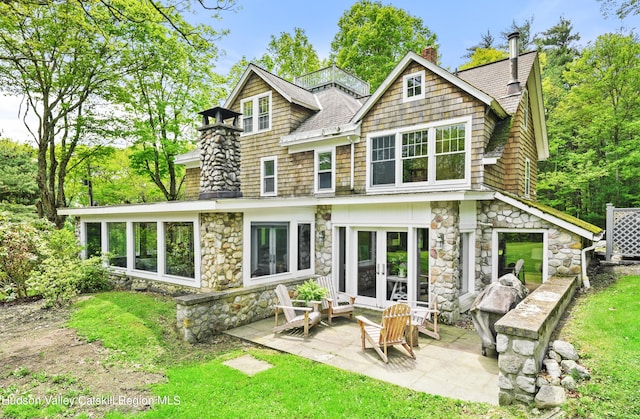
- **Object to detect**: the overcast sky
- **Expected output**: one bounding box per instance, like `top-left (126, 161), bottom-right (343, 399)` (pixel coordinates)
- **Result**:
top-left (1, 0), bottom-right (637, 144)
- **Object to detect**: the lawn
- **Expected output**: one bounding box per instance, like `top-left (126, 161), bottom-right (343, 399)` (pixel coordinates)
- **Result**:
top-left (2, 272), bottom-right (638, 418)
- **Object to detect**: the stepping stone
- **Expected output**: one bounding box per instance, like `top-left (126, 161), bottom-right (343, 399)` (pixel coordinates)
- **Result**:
top-left (222, 354), bottom-right (273, 376)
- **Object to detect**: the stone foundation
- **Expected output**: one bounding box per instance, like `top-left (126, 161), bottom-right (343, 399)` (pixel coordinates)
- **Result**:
top-left (201, 212), bottom-right (243, 290)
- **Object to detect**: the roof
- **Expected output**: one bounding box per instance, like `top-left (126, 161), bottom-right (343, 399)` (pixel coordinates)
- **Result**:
top-left (291, 88), bottom-right (364, 133)
top-left (225, 64), bottom-right (320, 111)
top-left (496, 191), bottom-right (604, 241)
top-left (352, 51), bottom-right (508, 122)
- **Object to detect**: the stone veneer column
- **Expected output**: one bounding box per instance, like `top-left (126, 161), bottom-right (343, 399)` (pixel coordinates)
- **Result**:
top-left (315, 205), bottom-right (332, 276)
top-left (430, 201), bottom-right (461, 323)
top-left (199, 122), bottom-right (242, 199)
top-left (200, 213), bottom-right (243, 290)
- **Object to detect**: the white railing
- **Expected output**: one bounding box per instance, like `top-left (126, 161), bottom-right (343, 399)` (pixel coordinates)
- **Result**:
top-left (294, 65), bottom-right (370, 96)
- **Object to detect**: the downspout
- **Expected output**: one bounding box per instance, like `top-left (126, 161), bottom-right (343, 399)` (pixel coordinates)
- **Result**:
top-left (581, 244), bottom-right (596, 289)
top-left (350, 140), bottom-right (355, 191)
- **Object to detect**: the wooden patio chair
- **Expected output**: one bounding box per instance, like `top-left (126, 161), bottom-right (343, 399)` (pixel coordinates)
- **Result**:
top-left (356, 303), bottom-right (416, 363)
top-left (316, 275), bottom-right (356, 325)
top-left (273, 284), bottom-right (321, 337)
top-left (404, 298), bottom-right (440, 341)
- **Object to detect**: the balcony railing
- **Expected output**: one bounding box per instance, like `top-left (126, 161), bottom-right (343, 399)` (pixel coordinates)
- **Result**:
top-left (294, 65), bottom-right (370, 97)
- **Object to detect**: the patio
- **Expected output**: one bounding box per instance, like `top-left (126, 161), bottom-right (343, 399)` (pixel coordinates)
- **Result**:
top-left (226, 308), bottom-right (499, 405)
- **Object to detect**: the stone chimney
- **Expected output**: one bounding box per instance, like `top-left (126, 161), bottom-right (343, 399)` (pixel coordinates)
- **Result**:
top-left (506, 32), bottom-right (522, 95)
top-left (198, 106), bottom-right (243, 199)
top-left (421, 46), bottom-right (437, 64)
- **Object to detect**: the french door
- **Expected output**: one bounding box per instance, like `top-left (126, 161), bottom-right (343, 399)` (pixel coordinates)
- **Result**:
top-left (354, 228), bottom-right (408, 308)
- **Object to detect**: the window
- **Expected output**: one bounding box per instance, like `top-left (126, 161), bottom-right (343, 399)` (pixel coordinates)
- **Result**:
top-left (435, 123), bottom-right (466, 180)
top-left (107, 222), bottom-right (127, 268)
top-left (164, 222), bottom-right (195, 278)
top-left (134, 222), bottom-right (157, 272)
top-left (261, 156), bottom-right (277, 196)
top-left (368, 117), bottom-right (471, 189)
top-left (403, 71), bottom-right (425, 102)
top-left (241, 92), bottom-right (271, 134)
top-left (298, 223), bottom-right (311, 270)
top-left (371, 135), bottom-right (395, 185)
top-left (251, 223), bottom-right (289, 277)
top-left (85, 222), bottom-right (102, 258)
top-left (316, 149), bottom-right (334, 192)
top-left (525, 158), bottom-right (531, 197)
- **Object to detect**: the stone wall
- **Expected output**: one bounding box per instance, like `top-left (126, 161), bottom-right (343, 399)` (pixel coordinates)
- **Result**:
top-left (430, 201), bottom-right (461, 323)
top-left (200, 212), bottom-right (243, 290)
top-left (109, 272), bottom-right (195, 296)
top-left (315, 205), bottom-right (332, 276)
top-left (494, 276), bottom-right (577, 405)
top-left (175, 279), bottom-right (306, 343)
top-left (477, 200), bottom-right (584, 286)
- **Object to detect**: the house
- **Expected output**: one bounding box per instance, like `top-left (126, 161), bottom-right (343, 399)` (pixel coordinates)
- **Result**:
top-left (60, 33), bottom-right (603, 325)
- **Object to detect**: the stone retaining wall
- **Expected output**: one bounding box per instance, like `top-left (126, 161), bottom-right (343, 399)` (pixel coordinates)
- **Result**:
top-left (175, 278), bottom-right (308, 343)
top-left (494, 276), bottom-right (577, 405)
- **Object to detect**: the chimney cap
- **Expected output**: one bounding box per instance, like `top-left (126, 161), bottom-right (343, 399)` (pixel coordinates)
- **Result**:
top-left (199, 106), bottom-right (242, 127)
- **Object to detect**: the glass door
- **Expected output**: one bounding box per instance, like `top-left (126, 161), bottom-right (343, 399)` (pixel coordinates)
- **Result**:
top-left (354, 228), bottom-right (408, 308)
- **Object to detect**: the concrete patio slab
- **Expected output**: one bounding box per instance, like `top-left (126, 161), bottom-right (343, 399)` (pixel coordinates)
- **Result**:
top-left (225, 309), bottom-right (499, 405)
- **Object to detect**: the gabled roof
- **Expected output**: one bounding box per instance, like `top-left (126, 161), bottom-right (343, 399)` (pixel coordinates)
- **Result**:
top-left (224, 64), bottom-right (320, 111)
top-left (458, 51), bottom-right (548, 160)
top-left (496, 191), bottom-right (604, 241)
top-left (351, 51), bottom-right (509, 123)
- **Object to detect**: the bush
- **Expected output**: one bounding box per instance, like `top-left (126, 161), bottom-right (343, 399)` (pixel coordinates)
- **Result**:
top-left (295, 279), bottom-right (328, 302)
top-left (28, 257), bottom-right (82, 308)
top-left (0, 221), bottom-right (48, 299)
top-left (76, 256), bottom-right (112, 294)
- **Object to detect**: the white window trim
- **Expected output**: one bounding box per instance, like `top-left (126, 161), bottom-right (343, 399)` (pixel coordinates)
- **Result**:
top-left (243, 208), bottom-right (315, 285)
top-left (522, 88), bottom-right (529, 131)
top-left (402, 70), bottom-right (425, 102)
top-left (240, 91), bottom-right (272, 136)
top-left (80, 215), bottom-right (201, 288)
top-left (524, 158), bottom-right (531, 198)
top-left (365, 116), bottom-right (472, 193)
top-left (314, 148), bottom-right (335, 194)
top-left (260, 155), bottom-right (278, 196)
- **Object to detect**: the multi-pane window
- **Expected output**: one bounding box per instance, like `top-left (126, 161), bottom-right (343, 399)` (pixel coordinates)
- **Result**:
top-left (261, 157), bottom-right (277, 196)
top-left (402, 130), bottom-right (429, 182)
top-left (241, 92), bottom-right (271, 134)
top-left (369, 118), bottom-right (470, 188)
top-left (108, 222), bottom-right (127, 268)
top-left (316, 150), bottom-right (333, 192)
top-left (242, 101), bottom-right (253, 133)
top-left (134, 222), bottom-right (157, 272)
top-left (258, 96), bottom-right (270, 130)
top-left (371, 135), bottom-right (395, 185)
top-left (164, 222), bottom-right (195, 279)
top-left (403, 71), bottom-right (425, 102)
top-left (435, 123), bottom-right (466, 180)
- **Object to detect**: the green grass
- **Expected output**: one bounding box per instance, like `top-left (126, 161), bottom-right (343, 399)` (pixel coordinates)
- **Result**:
top-left (5, 278), bottom-right (639, 418)
top-left (560, 275), bottom-right (640, 418)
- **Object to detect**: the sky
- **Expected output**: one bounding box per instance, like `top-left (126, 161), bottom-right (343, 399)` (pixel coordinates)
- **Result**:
top-left (1, 0), bottom-right (638, 144)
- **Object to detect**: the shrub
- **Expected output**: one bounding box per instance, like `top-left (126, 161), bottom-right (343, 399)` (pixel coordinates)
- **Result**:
top-left (28, 257), bottom-right (82, 308)
top-left (0, 221), bottom-right (48, 299)
top-left (76, 256), bottom-right (112, 294)
top-left (295, 279), bottom-right (328, 302)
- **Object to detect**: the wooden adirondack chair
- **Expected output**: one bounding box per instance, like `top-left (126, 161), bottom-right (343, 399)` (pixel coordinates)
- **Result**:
top-left (407, 298), bottom-right (440, 340)
top-left (316, 275), bottom-right (356, 325)
top-left (356, 303), bottom-right (416, 363)
top-left (273, 284), bottom-right (321, 337)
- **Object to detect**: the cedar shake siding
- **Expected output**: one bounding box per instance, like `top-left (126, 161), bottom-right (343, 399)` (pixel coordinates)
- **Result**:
top-left (184, 167), bottom-right (200, 200)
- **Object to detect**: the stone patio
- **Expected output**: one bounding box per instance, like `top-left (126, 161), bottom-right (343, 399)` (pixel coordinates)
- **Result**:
top-left (225, 308), bottom-right (499, 404)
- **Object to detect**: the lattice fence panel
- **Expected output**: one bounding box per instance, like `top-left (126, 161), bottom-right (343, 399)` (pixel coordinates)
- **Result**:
top-left (612, 209), bottom-right (640, 257)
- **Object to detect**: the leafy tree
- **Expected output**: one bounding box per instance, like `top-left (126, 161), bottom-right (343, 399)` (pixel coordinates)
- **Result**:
top-left (538, 33), bottom-right (640, 226)
top-left (0, 139), bottom-right (38, 205)
top-left (500, 17), bottom-right (535, 53)
top-left (330, 0), bottom-right (437, 90)
top-left (0, 1), bottom-right (231, 227)
top-left (534, 17), bottom-right (581, 86)
top-left (598, 0), bottom-right (640, 18)
top-left (0, 221), bottom-right (48, 299)
top-left (259, 27), bottom-right (321, 81)
top-left (463, 29), bottom-right (497, 59)
top-left (459, 48), bottom-right (508, 70)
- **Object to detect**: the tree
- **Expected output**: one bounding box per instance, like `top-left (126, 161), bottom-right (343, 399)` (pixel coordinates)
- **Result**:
top-left (260, 27), bottom-right (321, 81)
top-left (599, 0), bottom-right (640, 18)
top-left (0, 1), bottom-right (231, 227)
top-left (0, 139), bottom-right (38, 205)
top-left (538, 33), bottom-right (640, 226)
top-left (463, 29), bottom-right (497, 59)
top-left (330, 0), bottom-right (437, 90)
top-left (121, 26), bottom-right (226, 201)
top-left (459, 48), bottom-right (508, 70)
top-left (500, 17), bottom-right (535, 53)
top-left (534, 17), bottom-right (581, 83)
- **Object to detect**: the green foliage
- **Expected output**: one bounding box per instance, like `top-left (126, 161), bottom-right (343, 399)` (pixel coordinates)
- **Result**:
top-left (261, 27), bottom-right (321, 81)
top-left (330, 0), bottom-right (437, 90)
top-left (75, 256), bottom-right (113, 294)
top-left (0, 221), bottom-right (48, 299)
top-left (295, 279), bottom-right (328, 302)
top-left (28, 257), bottom-right (83, 308)
top-left (459, 48), bottom-right (508, 70)
top-left (0, 139), bottom-right (38, 205)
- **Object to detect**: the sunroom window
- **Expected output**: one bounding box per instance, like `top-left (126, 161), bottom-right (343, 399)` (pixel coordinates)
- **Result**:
top-left (134, 222), bottom-right (157, 272)
top-left (164, 222), bottom-right (195, 279)
top-left (85, 222), bottom-right (102, 257)
top-left (251, 223), bottom-right (289, 277)
top-left (107, 222), bottom-right (127, 268)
